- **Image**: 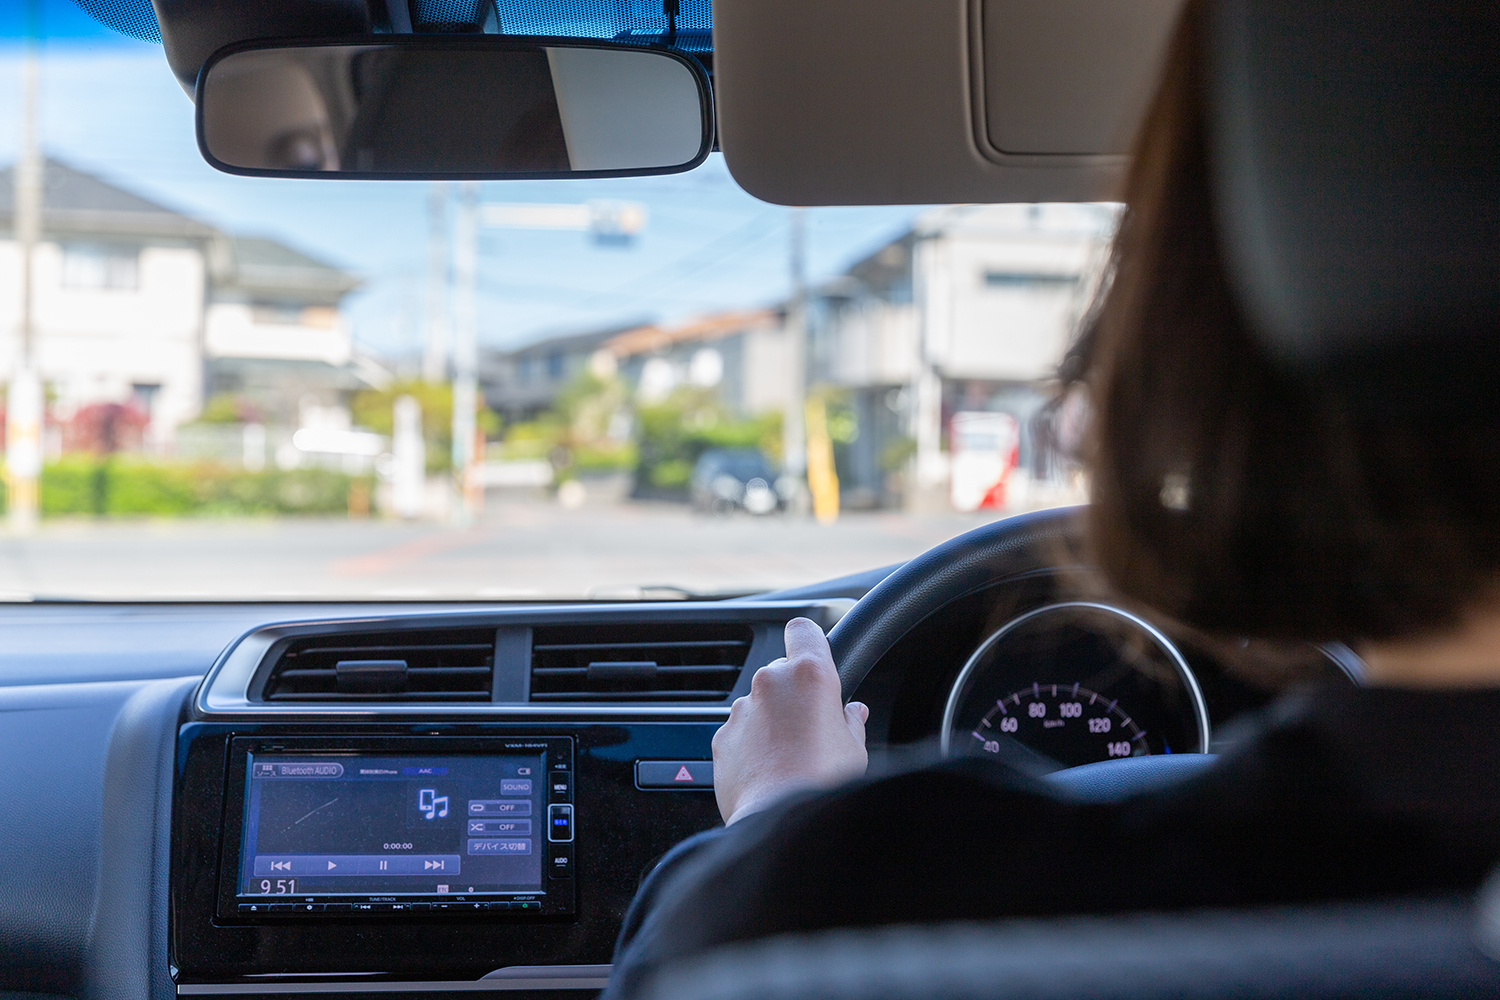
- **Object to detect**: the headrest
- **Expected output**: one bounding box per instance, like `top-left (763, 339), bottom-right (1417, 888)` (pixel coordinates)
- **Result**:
top-left (1207, 1), bottom-right (1500, 415)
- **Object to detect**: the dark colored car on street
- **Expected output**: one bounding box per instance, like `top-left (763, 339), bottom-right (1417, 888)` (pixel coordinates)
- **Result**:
top-left (690, 448), bottom-right (787, 515)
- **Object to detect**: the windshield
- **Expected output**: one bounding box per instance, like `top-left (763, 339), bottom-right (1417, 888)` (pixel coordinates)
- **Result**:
top-left (0, 1), bottom-right (1108, 600)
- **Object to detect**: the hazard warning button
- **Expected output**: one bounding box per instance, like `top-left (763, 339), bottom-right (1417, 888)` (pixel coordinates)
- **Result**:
top-left (635, 759), bottom-right (715, 790)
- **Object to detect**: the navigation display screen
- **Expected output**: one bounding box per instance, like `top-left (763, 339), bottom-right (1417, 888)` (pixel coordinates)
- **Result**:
top-left (237, 751), bottom-right (548, 903)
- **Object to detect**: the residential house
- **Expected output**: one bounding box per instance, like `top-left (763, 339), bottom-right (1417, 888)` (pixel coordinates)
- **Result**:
top-left (480, 322), bottom-right (639, 420)
top-left (204, 235), bottom-right (366, 427)
top-left (0, 159), bottom-right (214, 448)
top-left (0, 160), bottom-right (368, 457)
top-left (603, 310), bottom-right (788, 413)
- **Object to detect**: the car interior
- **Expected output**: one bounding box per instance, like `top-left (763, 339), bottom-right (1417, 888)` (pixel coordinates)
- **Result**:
top-left (3, 2), bottom-right (1499, 1000)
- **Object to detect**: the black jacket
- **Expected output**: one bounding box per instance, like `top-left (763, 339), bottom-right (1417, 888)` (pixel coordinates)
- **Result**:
top-left (606, 683), bottom-right (1500, 998)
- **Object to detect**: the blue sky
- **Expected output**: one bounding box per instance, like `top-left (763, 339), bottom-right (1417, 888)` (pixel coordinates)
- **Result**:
top-left (0, 0), bottom-right (927, 359)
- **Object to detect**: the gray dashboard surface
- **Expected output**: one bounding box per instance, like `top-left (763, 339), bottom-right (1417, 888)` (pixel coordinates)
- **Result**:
top-left (0, 676), bottom-right (197, 1000)
top-left (0, 576), bottom-right (895, 999)
top-left (0, 603), bottom-right (561, 687)
top-left (0, 569), bottom-right (900, 689)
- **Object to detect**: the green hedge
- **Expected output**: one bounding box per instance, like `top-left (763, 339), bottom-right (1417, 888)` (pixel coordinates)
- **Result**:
top-left (0, 457), bottom-right (368, 517)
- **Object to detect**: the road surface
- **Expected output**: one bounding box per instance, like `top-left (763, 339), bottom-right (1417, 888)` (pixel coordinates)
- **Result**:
top-left (0, 501), bottom-right (1047, 600)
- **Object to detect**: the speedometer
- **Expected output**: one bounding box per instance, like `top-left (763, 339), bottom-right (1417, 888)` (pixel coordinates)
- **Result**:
top-left (941, 602), bottom-right (1210, 768)
top-left (971, 682), bottom-right (1149, 764)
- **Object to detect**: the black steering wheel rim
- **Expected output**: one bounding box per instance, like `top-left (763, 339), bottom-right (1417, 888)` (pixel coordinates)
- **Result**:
top-left (828, 505), bottom-right (1087, 701)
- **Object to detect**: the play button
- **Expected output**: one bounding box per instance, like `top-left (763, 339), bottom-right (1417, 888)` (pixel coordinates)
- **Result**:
top-left (327, 861), bottom-right (337, 870)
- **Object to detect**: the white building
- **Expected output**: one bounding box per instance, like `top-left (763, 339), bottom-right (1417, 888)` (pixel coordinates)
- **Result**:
top-left (0, 160), bottom-right (365, 453)
top-left (203, 234), bottom-right (367, 427)
top-left (811, 203), bottom-right (1117, 508)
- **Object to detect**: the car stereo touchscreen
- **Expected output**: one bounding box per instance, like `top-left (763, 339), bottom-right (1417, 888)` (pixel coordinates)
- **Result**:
top-left (222, 737), bottom-right (574, 918)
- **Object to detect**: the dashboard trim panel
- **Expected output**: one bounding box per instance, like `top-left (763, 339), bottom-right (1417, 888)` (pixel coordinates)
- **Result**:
top-left (178, 979), bottom-right (610, 994)
top-left (172, 721), bottom-right (723, 983)
top-left (194, 601), bottom-right (849, 718)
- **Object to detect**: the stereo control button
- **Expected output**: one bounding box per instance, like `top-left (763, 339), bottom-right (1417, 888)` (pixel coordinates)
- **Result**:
top-left (547, 803), bottom-right (574, 842)
top-left (549, 849), bottom-right (574, 878)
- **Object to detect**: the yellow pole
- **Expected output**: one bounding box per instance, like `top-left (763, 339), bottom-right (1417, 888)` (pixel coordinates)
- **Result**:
top-left (804, 397), bottom-right (839, 524)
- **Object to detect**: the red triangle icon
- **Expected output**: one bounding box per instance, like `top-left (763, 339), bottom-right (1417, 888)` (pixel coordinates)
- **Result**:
top-left (674, 765), bottom-right (694, 782)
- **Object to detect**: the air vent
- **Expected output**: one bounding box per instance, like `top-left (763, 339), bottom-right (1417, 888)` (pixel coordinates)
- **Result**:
top-left (262, 628), bottom-right (496, 702)
top-left (529, 623), bottom-right (755, 703)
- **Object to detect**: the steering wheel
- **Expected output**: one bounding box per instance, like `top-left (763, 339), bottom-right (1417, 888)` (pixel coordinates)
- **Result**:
top-left (827, 505), bottom-right (1086, 701)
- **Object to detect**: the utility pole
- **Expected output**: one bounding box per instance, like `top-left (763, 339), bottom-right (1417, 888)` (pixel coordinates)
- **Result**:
top-left (910, 231), bottom-right (946, 511)
top-left (421, 182), bottom-right (449, 384)
top-left (450, 181), bottom-right (480, 524)
top-left (7, 0), bottom-right (44, 532)
top-left (781, 208), bottom-right (808, 513)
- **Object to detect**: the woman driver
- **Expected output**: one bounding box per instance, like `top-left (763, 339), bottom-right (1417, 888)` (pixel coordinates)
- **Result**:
top-left (605, 1), bottom-right (1500, 995)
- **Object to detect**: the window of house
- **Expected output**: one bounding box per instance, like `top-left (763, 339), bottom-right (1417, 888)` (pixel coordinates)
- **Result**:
top-left (131, 382), bottom-right (160, 415)
top-left (250, 303), bottom-right (306, 325)
top-left (62, 243), bottom-right (140, 290)
top-left (982, 270), bottom-right (1080, 289)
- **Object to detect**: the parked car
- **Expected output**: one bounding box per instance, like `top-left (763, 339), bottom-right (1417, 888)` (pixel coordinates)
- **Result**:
top-left (689, 448), bottom-right (785, 515)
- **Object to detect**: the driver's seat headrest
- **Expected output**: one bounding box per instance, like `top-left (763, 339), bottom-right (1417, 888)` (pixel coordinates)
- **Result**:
top-left (1208, 1), bottom-right (1500, 416)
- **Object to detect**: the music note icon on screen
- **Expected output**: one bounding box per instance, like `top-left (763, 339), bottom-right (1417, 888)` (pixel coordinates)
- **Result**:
top-left (418, 788), bottom-right (449, 820)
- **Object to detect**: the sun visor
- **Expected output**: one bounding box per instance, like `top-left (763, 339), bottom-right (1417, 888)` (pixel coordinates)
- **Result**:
top-left (712, 0), bottom-right (1183, 206)
top-left (1208, 0), bottom-right (1500, 412)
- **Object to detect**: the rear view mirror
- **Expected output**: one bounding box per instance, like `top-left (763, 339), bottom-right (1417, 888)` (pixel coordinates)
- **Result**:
top-left (197, 38), bottom-right (712, 179)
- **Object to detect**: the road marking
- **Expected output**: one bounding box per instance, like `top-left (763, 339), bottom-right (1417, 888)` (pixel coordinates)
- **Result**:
top-left (331, 530), bottom-right (489, 577)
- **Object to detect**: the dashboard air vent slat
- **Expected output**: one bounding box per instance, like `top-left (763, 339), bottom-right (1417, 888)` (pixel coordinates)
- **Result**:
top-left (529, 623), bottom-right (754, 703)
top-left (262, 628), bottom-right (496, 702)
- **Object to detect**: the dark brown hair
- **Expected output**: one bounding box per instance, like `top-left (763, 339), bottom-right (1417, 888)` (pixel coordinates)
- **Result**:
top-left (1084, 0), bottom-right (1500, 643)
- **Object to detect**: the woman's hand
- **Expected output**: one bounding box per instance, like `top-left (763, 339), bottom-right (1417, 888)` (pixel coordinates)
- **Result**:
top-left (711, 617), bottom-right (869, 825)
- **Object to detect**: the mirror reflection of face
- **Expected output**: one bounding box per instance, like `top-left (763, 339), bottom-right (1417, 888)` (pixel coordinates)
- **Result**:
top-left (201, 50), bottom-right (347, 171)
top-left (201, 44), bottom-right (705, 176)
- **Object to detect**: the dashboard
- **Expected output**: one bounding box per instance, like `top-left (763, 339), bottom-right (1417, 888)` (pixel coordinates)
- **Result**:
top-left (0, 545), bottom-right (1356, 1000)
